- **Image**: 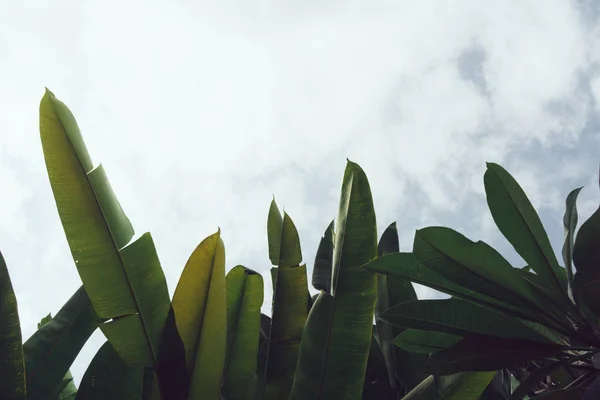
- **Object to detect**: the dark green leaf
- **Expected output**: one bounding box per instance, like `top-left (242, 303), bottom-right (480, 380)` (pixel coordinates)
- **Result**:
top-left (312, 220), bottom-right (334, 293)
top-left (426, 336), bottom-right (563, 375)
top-left (75, 342), bottom-right (143, 400)
top-left (290, 160), bottom-right (378, 400)
top-left (363, 253), bottom-right (539, 321)
top-left (393, 330), bottom-right (461, 354)
top-left (484, 162), bottom-right (567, 293)
top-left (381, 299), bottom-right (553, 343)
top-left (563, 187), bottom-right (583, 300)
top-left (510, 360), bottom-right (566, 400)
top-left (573, 205), bottom-right (600, 278)
top-left (0, 251), bottom-right (25, 400)
top-left (24, 286), bottom-right (99, 400)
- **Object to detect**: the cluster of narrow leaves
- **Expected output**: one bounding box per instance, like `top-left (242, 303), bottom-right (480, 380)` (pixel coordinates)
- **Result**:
top-left (2, 88), bottom-right (600, 400)
top-left (364, 163), bottom-right (600, 399)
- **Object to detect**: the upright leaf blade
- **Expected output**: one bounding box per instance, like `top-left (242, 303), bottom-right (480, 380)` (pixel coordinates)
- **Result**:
top-left (0, 251), bottom-right (25, 400)
top-left (24, 287), bottom-right (99, 400)
top-left (312, 220), bottom-right (334, 293)
top-left (562, 187), bottom-right (583, 300)
top-left (265, 204), bottom-right (308, 399)
top-left (171, 230), bottom-right (227, 400)
top-left (39, 90), bottom-right (170, 380)
top-left (484, 163), bottom-right (566, 294)
top-left (223, 266), bottom-right (264, 400)
top-left (290, 160), bottom-right (378, 400)
top-left (375, 222), bottom-right (425, 392)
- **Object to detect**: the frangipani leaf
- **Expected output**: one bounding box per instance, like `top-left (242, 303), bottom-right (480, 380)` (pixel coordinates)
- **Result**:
top-left (484, 163), bottom-right (567, 294)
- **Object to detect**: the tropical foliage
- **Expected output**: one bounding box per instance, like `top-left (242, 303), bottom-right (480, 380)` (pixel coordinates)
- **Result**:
top-left (0, 89), bottom-right (599, 399)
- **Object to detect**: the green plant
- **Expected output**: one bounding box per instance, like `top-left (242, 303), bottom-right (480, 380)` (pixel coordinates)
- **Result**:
top-left (0, 88), bottom-right (515, 399)
top-left (364, 163), bottom-right (600, 399)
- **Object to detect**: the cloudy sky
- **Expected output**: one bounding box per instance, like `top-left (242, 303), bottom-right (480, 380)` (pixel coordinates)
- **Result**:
top-left (1, 0), bottom-right (600, 384)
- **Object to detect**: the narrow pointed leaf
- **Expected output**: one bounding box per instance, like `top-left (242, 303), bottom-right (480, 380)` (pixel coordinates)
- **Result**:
top-left (393, 330), bottom-right (461, 354)
top-left (312, 220), bottom-right (334, 293)
top-left (39, 91), bottom-right (170, 376)
top-left (171, 230), bottom-right (226, 400)
top-left (24, 286), bottom-right (99, 400)
top-left (75, 342), bottom-right (143, 400)
top-left (0, 251), bottom-right (25, 400)
top-left (381, 298), bottom-right (553, 343)
top-left (562, 187), bottom-right (583, 299)
top-left (426, 336), bottom-right (563, 375)
top-left (290, 160), bottom-right (378, 400)
top-left (484, 162), bottom-right (566, 293)
top-left (223, 266), bottom-right (264, 400)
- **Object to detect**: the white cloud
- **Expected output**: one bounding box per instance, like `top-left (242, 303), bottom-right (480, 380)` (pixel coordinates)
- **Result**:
top-left (1, 0), bottom-right (599, 386)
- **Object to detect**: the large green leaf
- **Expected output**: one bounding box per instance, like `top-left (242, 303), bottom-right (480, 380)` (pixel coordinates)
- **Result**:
top-left (75, 341), bottom-right (143, 400)
top-left (24, 286), bottom-right (99, 400)
top-left (39, 91), bottom-right (171, 376)
top-left (363, 253), bottom-right (539, 321)
top-left (312, 220), bottom-right (334, 293)
top-left (381, 298), bottom-right (553, 343)
top-left (484, 163), bottom-right (567, 294)
top-left (413, 227), bottom-right (567, 331)
top-left (0, 251), bottom-right (25, 400)
top-left (573, 205), bottom-right (600, 276)
top-left (374, 222), bottom-right (425, 393)
top-left (223, 266), bottom-right (264, 400)
top-left (362, 326), bottom-right (396, 399)
top-left (264, 202), bottom-right (308, 399)
top-left (290, 160), bottom-right (378, 400)
top-left (171, 230), bottom-right (227, 400)
top-left (562, 187), bottom-right (583, 300)
top-left (393, 330), bottom-right (461, 354)
top-left (426, 336), bottom-right (563, 375)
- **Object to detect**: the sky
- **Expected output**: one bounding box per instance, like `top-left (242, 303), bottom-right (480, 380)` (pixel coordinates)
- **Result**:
top-left (1, 0), bottom-right (600, 385)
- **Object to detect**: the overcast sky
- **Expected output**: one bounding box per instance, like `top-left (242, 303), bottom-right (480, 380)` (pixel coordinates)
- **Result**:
top-left (1, 0), bottom-right (600, 385)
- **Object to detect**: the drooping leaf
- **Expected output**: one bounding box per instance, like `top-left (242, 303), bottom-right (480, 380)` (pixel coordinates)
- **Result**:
top-left (265, 203), bottom-right (308, 399)
top-left (413, 227), bottom-right (563, 330)
top-left (562, 187), bottom-right (583, 300)
top-left (393, 330), bottom-right (461, 354)
top-left (39, 91), bottom-right (171, 382)
top-left (382, 298), bottom-right (553, 343)
top-left (171, 230), bottom-right (227, 400)
top-left (484, 162), bottom-right (567, 294)
top-left (312, 220), bottom-right (334, 293)
top-left (0, 251), bottom-right (25, 400)
top-left (75, 341), bottom-right (143, 400)
top-left (426, 336), bottom-right (563, 375)
top-left (363, 253), bottom-right (539, 322)
top-left (223, 266), bottom-right (264, 400)
top-left (290, 160), bottom-right (378, 400)
top-left (24, 286), bottom-right (99, 400)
